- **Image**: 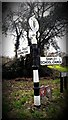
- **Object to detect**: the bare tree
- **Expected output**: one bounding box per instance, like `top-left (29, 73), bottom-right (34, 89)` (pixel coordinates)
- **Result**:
top-left (2, 2), bottom-right (68, 57)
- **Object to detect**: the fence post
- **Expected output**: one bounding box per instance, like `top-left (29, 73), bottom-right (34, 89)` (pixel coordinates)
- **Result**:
top-left (64, 72), bottom-right (67, 90)
top-left (60, 72), bottom-right (63, 93)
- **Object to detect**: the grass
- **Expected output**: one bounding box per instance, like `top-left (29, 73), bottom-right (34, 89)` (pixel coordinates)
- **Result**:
top-left (47, 65), bottom-right (68, 72)
top-left (2, 78), bottom-right (68, 120)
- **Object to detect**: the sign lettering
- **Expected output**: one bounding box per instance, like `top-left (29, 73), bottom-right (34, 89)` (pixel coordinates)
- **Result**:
top-left (40, 57), bottom-right (62, 65)
top-left (17, 46), bottom-right (30, 57)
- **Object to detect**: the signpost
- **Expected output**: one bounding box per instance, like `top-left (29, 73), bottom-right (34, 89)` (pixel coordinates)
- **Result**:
top-left (18, 15), bottom-right (67, 107)
top-left (29, 16), bottom-right (41, 107)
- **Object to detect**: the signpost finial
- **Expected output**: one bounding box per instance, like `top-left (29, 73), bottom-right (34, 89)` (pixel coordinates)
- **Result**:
top-left (29, 16), bottom-right (39, 32)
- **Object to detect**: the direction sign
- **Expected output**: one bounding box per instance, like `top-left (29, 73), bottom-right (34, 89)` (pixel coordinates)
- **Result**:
top-left (40, 57), bottom-right (62, 65)
top-left (17, 46), bottom-right (30, 57)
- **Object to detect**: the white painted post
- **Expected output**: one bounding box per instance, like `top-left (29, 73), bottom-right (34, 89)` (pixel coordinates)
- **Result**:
top-left (33, 70), bottom-right (40, 106)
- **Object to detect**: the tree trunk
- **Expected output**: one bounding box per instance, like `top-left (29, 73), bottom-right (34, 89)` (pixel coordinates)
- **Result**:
top-left (15, 50), bottom-right (17, 58)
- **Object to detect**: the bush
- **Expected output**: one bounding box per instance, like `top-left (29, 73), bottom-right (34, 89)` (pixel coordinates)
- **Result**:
top-left (2, 58), bottom-right (53, 79)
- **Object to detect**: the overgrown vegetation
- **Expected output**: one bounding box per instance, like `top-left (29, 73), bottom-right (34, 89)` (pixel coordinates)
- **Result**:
top-left (2, 78), bottom-right (68, 120)
top-left (48, 65), bottom-right (68, 72)
top-left (2, 57), bottom-right (54, 79)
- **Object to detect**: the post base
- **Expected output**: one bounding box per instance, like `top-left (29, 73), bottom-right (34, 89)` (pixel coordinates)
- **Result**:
top-left (34, 95), bottom-right (41, 106)
top-left (34, 105), bottom-right (41, 108)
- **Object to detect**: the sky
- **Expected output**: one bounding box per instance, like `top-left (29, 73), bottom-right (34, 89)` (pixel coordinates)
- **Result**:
top-left (2, 34), bottom-right (66, 58)
top-left (2, 34), bottom-right (15, 58)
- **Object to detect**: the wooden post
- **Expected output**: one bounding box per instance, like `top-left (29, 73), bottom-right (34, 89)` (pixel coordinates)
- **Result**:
top-left (60, 72), bottom-right (63, 93)
top-left (64, 76), bottom-right (67, 90)
top-left (64, 72), bottom-right (68, 90)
